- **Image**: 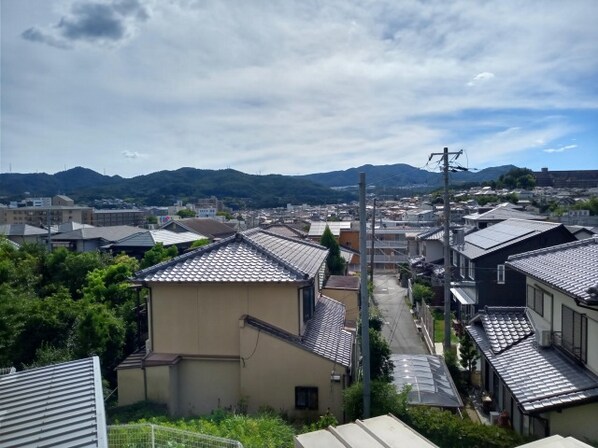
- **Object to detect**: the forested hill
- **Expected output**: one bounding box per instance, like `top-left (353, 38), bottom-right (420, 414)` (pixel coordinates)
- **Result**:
top-left (0, 163), bottom-right (517, 207)
top-left (0, 167), bottom-right (353, 208)
top-left (297, 163), bottom-right (517, 188)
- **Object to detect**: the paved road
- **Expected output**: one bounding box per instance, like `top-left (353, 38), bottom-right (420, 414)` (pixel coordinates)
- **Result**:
top-left (372, 274), bottom-right (428, 355)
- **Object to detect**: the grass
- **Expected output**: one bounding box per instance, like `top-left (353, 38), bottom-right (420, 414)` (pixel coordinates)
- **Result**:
top-left (433, 315), bottom-right (459, 344)
top-left (107, 401), bottom-right (302, 448)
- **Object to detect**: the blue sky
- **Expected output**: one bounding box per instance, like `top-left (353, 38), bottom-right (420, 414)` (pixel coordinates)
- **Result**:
top-left (1, 0), bottom-right (597, 178)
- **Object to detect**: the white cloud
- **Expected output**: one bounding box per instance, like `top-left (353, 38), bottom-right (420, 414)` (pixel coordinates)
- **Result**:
top-left (543, 144), bottom-right (578, 153)
top-left (122, 150), bottom-right (141, 159)
top-left (2, 0), bottom-right (598, 177)
top-left (467, 72), bottom-right (495, 87)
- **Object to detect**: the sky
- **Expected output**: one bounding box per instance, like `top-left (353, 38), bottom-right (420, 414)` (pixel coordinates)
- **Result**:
top-left (1, 0), bottom-right (598, 178)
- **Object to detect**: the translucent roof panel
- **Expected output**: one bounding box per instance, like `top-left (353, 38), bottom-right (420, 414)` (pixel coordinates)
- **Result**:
top-left (391, 354), bottom-right (463, 408)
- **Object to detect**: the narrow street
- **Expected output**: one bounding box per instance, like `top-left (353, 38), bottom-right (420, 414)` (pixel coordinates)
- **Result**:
top-left (372, 274), bottom-right (428, 355)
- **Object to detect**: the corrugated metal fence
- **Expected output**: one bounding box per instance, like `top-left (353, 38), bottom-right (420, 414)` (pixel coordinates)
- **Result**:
top-left (108, 424), bottom-right (244, 448)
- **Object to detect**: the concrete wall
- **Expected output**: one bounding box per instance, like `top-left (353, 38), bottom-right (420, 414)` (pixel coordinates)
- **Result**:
top-left (547, 401), bottom-right (598, 441)
top-left (117, 368), bottom-right (145, 406)
top-left (150, 282), bottom-right (301, 356)
top-left (239, 323), bottom-right (347, 422)
top-left (177, 358), bottom-right (240, 416)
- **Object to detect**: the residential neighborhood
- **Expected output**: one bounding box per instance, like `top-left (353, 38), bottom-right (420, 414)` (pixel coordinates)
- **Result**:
top-left (1, 173), bottom-right (597, 447)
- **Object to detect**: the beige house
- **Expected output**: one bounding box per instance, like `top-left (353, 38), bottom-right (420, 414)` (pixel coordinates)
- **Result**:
top-left (117, 229), bottom-right (354, 421)
top-left (321, 275), bottom-right (360, 328)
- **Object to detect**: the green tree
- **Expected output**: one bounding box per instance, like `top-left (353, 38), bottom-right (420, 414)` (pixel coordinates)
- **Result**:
top-left (459, 332), bottom-right (480, 385)
top-left (411, 283), bottom-right (434, 305)
top-left (176, 208), bottom-right (196, 218)
top-left (74, 302), bottom-right (125, 380)
top-left (190, 238), bottom-right (210, 249)
top-left (571, 196), bottom-right (598, 215)
top-left (146, 215), bottom-right (158, 225)
top-left (368, 327), bottom-right (394, 382)
top-left (140, 243), bottom-right (178, 269)
top-left (319, 225), bottom-right (345, 275)
top-left (343, 380), bottom-right (405, 421)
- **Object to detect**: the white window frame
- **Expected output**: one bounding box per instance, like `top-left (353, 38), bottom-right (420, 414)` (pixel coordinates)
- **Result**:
top-left (497, 264), bottom-right (505, 284)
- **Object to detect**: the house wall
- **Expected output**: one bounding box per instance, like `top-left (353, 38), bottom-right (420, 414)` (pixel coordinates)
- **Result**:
top-left (146, 365), bottom-right (173, 406)
top-left (528, 280), bottom-right (598, 375)
top-left (547, 401), bottom-right (598, 441)
top-left (423, 240), bottom-right (443, 263)
top-left (176, 358), bottom-right (240, 416)
top-left (239, 324), bottom-right (347, 422)
top-left (150, 282), bottom-right (302, 356)
top-left (117, 368), bottom-right (145, 406)
top-left (321, 288), bottom-right (359, 324)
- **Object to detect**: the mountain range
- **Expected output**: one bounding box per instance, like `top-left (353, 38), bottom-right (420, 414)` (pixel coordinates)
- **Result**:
top-left (0, 164), bottom-right (517, 208)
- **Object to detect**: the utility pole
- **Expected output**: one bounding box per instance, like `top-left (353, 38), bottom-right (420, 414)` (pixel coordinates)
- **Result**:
top-left (428, 147), bottom-right (462, 351)
top-left (359, 173), bottom-right (371, 418)
top-left (369, 198), bottom-right (376, 286)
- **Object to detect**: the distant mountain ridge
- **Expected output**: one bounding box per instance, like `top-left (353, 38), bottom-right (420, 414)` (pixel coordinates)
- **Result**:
top-left (298, 163), bottom-right (518, 188)
top-left (0, 163), bottom-right (517, 207)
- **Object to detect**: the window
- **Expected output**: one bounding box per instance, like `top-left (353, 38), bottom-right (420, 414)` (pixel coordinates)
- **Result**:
top-left (452, 250), bottom-right (457, 267)
top-left (302, 286), bottom-right (315, 323)
top-left (468, 260), bottom-right (475, 280)
top-left (526, 285), bottom-right (545, 317)
top-left (295, 387), bottom-right (318, 410)
top-left (561, 305), bottom-right (587, 363)
top-left (460, 256), bottom-right (466, 278)
top-left (497, 265), bottom-right (505, 284)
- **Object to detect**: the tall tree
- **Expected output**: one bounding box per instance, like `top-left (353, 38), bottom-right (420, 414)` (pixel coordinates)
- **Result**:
top-left (459, 332), bottom-right (480, 384)
top-left (319, 225), bottom-right (345, 275)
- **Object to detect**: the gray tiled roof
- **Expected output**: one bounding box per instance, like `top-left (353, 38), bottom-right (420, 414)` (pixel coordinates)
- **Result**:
top-left (135, 229), bottom-right (328, 283)
top-left (0, 357), bottom-right (107, 447)
top-left (262, 223), bottom-right (307, 239)
top-left (162, 218), bottom-right (236, 239)
top-left (455, 219), bottom-right (563, 260)
top-left (506, 236), bottom-right (598, 305)
top-left (112, 230), bottom-right (205, 247)
top-left (53, 225), bottom-right (144, 242)
top-left (0, 223), bottom-right (50, 236)
top-left (478, 306), bottom-right (533, 353)
top-left (467, 309), bottom-right (598, 413)
top-left (245, 295), bottom-right (353, 367)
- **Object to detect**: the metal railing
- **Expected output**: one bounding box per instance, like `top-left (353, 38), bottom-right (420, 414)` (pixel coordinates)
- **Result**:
top-left (108, 424), bottom-right (244, 448)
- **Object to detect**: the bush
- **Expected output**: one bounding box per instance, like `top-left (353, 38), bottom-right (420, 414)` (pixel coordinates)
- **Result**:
top-left (343, 381), bottom-right (406, 421)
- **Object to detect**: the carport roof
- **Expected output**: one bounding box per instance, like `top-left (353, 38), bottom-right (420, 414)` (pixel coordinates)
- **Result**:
top-left (391, 354), bottom-right (463, 408)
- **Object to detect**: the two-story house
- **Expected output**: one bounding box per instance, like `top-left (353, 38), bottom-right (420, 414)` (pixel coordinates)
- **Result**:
top-left (466, 236), bottom-right (598, 442)
top-left (116, 229), bottom-right (354, 421)
top-left (450, 219), bottom-right (575, 321)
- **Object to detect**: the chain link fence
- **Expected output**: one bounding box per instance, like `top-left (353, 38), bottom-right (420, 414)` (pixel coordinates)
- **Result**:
top-left (108, 424), bottom-right (244, 448)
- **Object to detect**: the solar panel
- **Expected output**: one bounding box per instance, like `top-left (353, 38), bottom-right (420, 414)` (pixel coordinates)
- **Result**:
top-left (467, 224), bottom-right (534, 250)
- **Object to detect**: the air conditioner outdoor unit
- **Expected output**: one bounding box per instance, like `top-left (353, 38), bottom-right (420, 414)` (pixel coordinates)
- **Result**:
top-left (536, 330), bottom-right (551, 347)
